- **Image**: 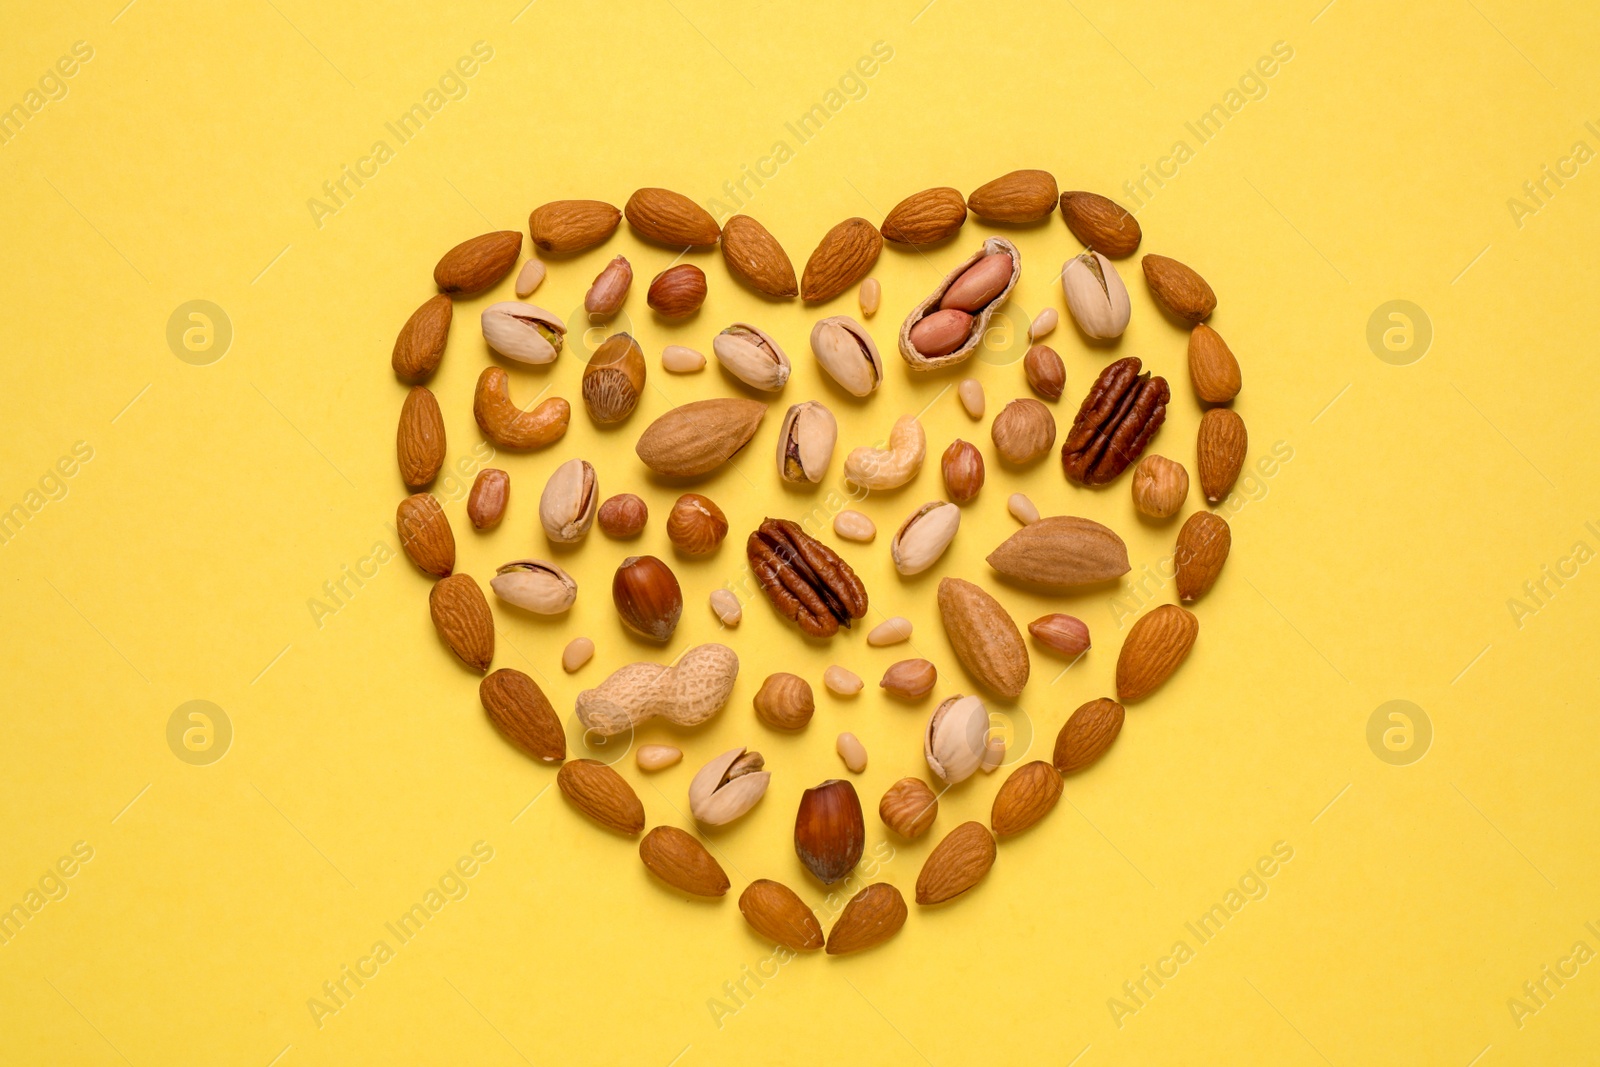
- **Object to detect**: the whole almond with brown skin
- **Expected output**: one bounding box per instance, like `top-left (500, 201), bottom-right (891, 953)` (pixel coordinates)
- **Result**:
top-left (1188, 324), bottom-right (1241, 403)
top-left (1116, 604), bottom-right (1198, 702)
top-left (986, 515), bottom-right (1131, 590)
top-left (801, 218), bottom-right (882, 302)
top-left (1053, 697), bottom-right (1125, 774)
top-left (1023, 344), bottom-right (1065, 400)
top-left (429, 573), bottom-right (494, 672)
top-left (434, 231), bottom-right (521, 295)
top-left (479, 668), bottom-right (564, 762)
top-left (392, 294), bottom-right (452, 384)
top-left (754, 672), bottom-right (814, 730)
top-left (1197, 407), bottom-right (1247, 502)
top-left (881, 187), bottom-right (968, 245)
top-left (557, 758), bottom-right (645, 835)
top-left (916, 821), bottom-right (996, 905)
top-left (1059, 191), bottom-right (1142, 257)
top-left (624, 187), bottom-right (720, 247)
top-left (739, 879), bottom-right (824, 951)
top-left (720, 215), bottom-right (798, 297)
top-left (647, 264), bottom-right (708, 317)
top-left (1175, 511), bottom-right (1231, 601)
top-left (879, 777), bottom-right (938, 838)
top-left (397, 493), bottom-right (454, 577)
top-left (467, 469), bottom-right (509, 530)
top-left (967, 169), bottom-right (1058, 223)
top-left (397, 386), bottom-right (446, 489)
top-left (991, 761), bottom-right (1063, 837)
top-left (1142, 254), bottom-right (1216, 323)
top-left (639, 826), bottom-right (730, 897)
top-left (528, 199), bottom-right (620, 254)
top-left (826, 883), bottom-right (906, 955)
top-left (937, 577), bottom-right (1029, 700)
top-left (635, 397), bottom-right (766, 478)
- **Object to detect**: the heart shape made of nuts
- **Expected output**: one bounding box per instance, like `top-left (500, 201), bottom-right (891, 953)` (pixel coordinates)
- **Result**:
top-left (391, 176), bottom-right (1239, 956)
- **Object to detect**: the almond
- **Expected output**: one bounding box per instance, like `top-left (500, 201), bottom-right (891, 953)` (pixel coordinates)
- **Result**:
top-left (635, 397), bottom-right (766, 478)
top-left (1059, 191), bottom-right (1142, 257)
top-left (936, 577), bottom-right (1029, 700)
top-left (1197, 408), bottom-right (1247, 502)
top-left (624, 187), bottom-right (720, 247)
top-left (1175, 512), bottom-right (1231, 601)
top-left (639, 825), bottom-right (729, 896)
top-left (801, 218), bottom-right (882, 302)
top-left (528, 199), bottom-right (620, 254)
top-left (826, 883), bottom-right (906, 954)
top-left (881, 187), bottom-right (967, 245)
top-left (967, 169), bottom-right (1058, 223)
top-left (428, 573), bottom-right (494, 673)
top-left (739, 879), bottom-right (824, 951)
top-left (916, 821), bottom-right (996, 905)
top-left (1187, 324), bottom-right (1241, 403)
top-left (646, 264), bottom-right (708, 317)
top-left (557, 758), bottom-right (645, 835)
top-left (397, 493), bottom-right (454, 577)
top-left (986, 515), bottom-right (1130, 589)
top-left (1053, 697), bottom-right (1125, 774)
top-left (1142, 254), bottom-right (1216, 323)
top-left (1116, 604), bottom-right (1198, 702)
top-left (990, 761), bottom-right (1062, 837)
top-left (720, 215), bottom-right (798, 297)
top-left (391, 294), bottom-right (452, 384)
top-left (479, 668), bottom-right (564, 762)
top-left (434, 231), bottom-right (521, 295)
top-left (397, 386), bottom-right (446, 489)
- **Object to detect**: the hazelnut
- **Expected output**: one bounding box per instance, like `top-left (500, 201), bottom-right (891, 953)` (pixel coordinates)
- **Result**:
top-left (597, 493), bottom-right (648, 538)
top-left (1130, 454), bottom-right (1189, 519)
top-left (990, 397), bottom-right (1056, 466)
top-left (666, 493), bottom-right (728, 555)
top-left (754, 672), bottom-right (814, 730)
top-left (611, 555), bottom-right (682, 642)
top-left (581, 333), bottom-right (646, 424)
top-left (794, 779), bottom-right (865, 885)
top-left (879, 777), bottom-right (938, 839)
top-left (647, 263), bottom-right (708, 317)
top-left (941, 439), bottom-right (984, 505)
top-left (1023, 344), bottom-right (1065, 400)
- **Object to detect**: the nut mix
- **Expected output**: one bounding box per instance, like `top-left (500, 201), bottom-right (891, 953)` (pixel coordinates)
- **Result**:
top-left (387, 168), bottom-right (1249, 957)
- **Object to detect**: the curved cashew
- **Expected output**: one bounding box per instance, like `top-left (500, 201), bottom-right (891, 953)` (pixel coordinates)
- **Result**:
top-left (575, 643), bottom-right (739, 737)
top-left (473, 367), bottom-right (570, 449)
top-left (843, 414), bottom-right (925, 489)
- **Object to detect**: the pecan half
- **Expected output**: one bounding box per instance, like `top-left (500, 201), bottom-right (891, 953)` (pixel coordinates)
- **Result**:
top-left (747, 518), bottom-right (869, 638)
top-left (1060, 357), bottom-right (1170, 486)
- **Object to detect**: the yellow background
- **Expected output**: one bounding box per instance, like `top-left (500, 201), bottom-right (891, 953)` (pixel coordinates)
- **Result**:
top-left (3, 0), bottom-right (1598, 1063)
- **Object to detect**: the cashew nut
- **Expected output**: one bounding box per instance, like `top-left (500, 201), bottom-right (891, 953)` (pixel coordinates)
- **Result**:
top-left (473, 367), bottom-right (570, 449)
top-left (843, 414), bottom-right (925, 490)
top-left (575, 643), bottom-right (739, 737)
